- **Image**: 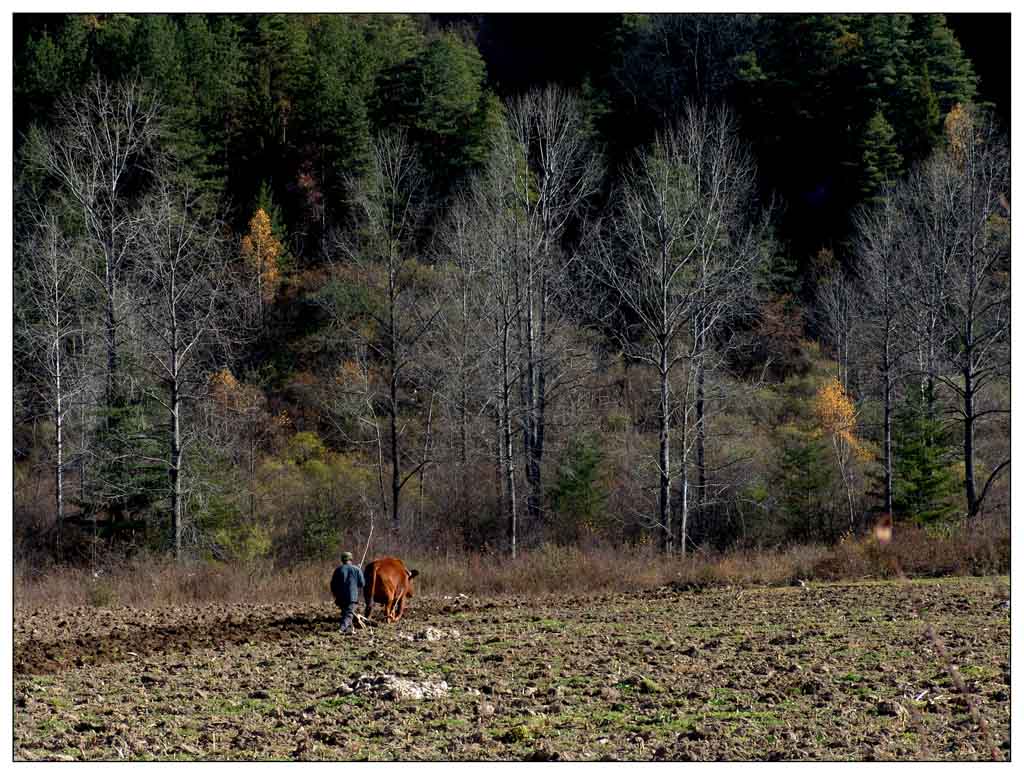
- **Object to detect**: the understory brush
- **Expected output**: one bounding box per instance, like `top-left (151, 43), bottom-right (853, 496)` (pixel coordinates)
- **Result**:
top-left (14, 521), bottom-right (1008, 610)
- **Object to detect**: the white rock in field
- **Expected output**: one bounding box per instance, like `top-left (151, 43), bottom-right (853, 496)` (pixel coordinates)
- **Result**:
top-left (350, 673), bottom-right (449, 701)
top-left (413, 627), bottom-right (461, 641)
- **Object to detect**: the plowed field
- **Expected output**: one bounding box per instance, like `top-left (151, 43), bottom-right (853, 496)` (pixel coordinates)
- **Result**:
top-left (13, 576), bottom-right (1009, 761)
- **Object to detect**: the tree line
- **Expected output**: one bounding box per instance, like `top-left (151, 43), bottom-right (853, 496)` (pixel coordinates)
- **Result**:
top-left (13, 14), bottom-right (1009, 565)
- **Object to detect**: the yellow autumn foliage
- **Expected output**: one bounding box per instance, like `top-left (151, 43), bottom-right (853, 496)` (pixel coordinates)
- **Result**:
top-left (944, 103), bottom-right (972, 167)
top-left (813, 377), bottom-right (871, 462)
top-left (209, 367), bottom-right (261, 413)
top-left (241, 208), bottom-right (282, 304)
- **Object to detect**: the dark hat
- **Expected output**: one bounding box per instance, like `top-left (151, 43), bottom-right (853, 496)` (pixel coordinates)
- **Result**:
top-left (341, 551), bottom-right (353, 562)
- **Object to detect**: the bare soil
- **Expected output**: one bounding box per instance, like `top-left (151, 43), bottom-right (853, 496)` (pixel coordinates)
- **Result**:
top-left (13, 576), bottom-right (1010, 761)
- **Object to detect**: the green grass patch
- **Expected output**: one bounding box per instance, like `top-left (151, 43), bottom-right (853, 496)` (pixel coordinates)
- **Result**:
top-left (37, 717), bottom-right (68, 735)
top-left (703, 710), bottom-right (784, 726)
top-left (317, 695), bottom-right (369, 712)
top-left (708, 688), bottom-right (743, 708)
top-left (209, 697), bottom-right (277, 717)
top-left (536, 618), bottom-right (566, 631)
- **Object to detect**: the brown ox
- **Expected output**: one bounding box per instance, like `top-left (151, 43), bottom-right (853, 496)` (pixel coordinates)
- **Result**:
top-left (363, 556), bottom-right (419, 623)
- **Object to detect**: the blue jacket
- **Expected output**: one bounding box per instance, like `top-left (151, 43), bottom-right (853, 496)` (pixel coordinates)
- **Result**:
top-left (331, 562), bottom-right (365, 605)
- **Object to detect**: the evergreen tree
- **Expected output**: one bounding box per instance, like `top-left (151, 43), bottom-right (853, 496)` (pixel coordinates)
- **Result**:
top-left (15, 16), bottom-right (90, 137)
top-left (776, 427), bottom-right (833, 540)
top-left (236, 13), bottom-right (313, 216)
top-left (364, 14), bottom-right (425, 122)
top-left (911, 14), bottom-right (978, 114)
top-left (92, 13), bottom-right (142, 82)
top-left (859, 109), bottom-right (902, 204)
top-left (180, 14), bottom-right (247, 198)
top-left (378, 29), bottom-right (496, 195)
top-left (549, 434), bottom-right (607, 540)
top-left (902, 63), bottom-right (943, 162)
top-left (75, 398), bottom-right (170, 547)
top-left (892, 384), bottom-right (959, 525)
top-left (132, 15), bottom-right (210, 189)
top-left (303, 15), bottom-right (372, 245)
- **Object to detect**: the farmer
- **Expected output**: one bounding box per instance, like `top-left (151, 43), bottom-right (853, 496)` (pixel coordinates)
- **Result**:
top-left (330, 552), bottom-right (365, 633)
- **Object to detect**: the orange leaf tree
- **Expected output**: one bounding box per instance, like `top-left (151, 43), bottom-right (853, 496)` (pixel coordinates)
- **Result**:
top-left (240, 208), bottom-right (282, 327)
top-left (813, 376), bottom-right (871, 532)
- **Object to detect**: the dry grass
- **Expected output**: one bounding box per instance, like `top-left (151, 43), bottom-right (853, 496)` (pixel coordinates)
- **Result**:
top-left (14, 521), bottom-right (1008, 610)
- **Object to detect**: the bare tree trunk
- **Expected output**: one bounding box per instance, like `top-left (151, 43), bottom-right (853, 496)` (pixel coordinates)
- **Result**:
top-left (493, 408), bottom-right (502, 506)
top-left (522, 258), bottom-right (540, 529)
top-left (963, 356), bottom-right (978, 517)
top-left (502, 326), bottom-right (518, 559)
top-left (170, 377), bottom-right (182, 560)
top-left (416, 394), bottom-right (434, 532)
top-left (658, 341), bottom-right (672, 553)
top-left (677, 390), bottom-right (690, 556)
top-left (390, 368), bottom-right (401, 532)
top-left (695, 344), bottom-right (706, 540)
top-left (54, 337), bottom-right (64, 552)
top-left (882, 337), bottom-right (894, 517)
top-left (168, 271), bottom-right (183, 560)
top-left (104, 240), bottom-right (118, 409)
top-left (249, 429), bottom-right (257, 524)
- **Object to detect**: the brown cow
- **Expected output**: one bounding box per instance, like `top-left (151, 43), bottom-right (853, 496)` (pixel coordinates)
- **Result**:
top-left (363, 556), bottom-right (419, 623)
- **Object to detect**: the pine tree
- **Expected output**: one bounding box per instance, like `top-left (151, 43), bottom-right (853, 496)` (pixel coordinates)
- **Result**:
top-left (911, 14), bottom-right (978, 114)
top-left (15, 16), bottom-right (90, 135)
top-left (92, 13), bottom-right (142, 82)
top-left (133, 15), bottom-right (210, 189)
top-left (76, 398), bottom-right (170, 547)
top-left (549, 434), bottom-right (607, 540)
top-left (892, 384), bottom-right (958, 525)
top-left (180, 14), bottom-right (246, 198)
top-left (304, 15), bottom-right (372, 244)
top-left (902, 63), bottom-right (942, 162)
top-left (379, 29), bottom-right (495, 193)
top-left (776, 427), bottom-right (833, 540)
top-left (859, 109), bottom-right (902, 204)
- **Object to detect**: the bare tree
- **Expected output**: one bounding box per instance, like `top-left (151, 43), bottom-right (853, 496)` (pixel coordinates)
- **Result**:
top-left (429, 190), bottom-right (498, 523)
top-left (14, 208), bottom-right (89, 550)
top-left (466, 125), bottom-right (531, 557)
top-left (681, 108), bottom-right (766, 551)
top-left (133, 173), bottom-right (235, 559)
top-left (931, 107), bottom-right (1010, 519)
top-left (592, 103), bottom-right (763, 551)
top-left (613, 15), bottom-right (759, 118)
top-left (854, 188), bottom-right (912, 518)
top-left (32, 77), bottom-right (161, 409)
top-left (815, 260), bottom-right (861, 392)
top-left (504, 86), bottom-right (601, 531)
top-left (330, 130), bottom-right (442, 533)
top-left (860, 106), bottom-right (1010, 522)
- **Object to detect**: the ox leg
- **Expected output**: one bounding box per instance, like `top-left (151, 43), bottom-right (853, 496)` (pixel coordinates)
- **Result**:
top-left (390, 594), bottom-right (404, 623)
